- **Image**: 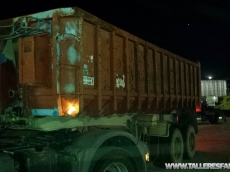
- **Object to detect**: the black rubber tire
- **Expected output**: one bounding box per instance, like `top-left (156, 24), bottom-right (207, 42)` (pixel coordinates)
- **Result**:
top-left (183, 126), bottom-right (196, 159)
top-left (152, 128), bottom-right (184, 167)
top-left (92, 147), bottom-right (137, 172)
top-left (168, 128), bottom-right (184, 163)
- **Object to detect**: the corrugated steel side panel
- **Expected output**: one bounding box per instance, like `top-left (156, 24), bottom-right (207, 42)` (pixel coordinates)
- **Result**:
top-left (127, 40), bottom-right (136, 92)
top-left (201, 80), bottom-right (227, 97)
top-left (13, 7), bottom-right (201, 116)
top-left (19, 36), bottom-right (35, 84)
top-left (75, 7), bottom-right (201, 116)
top-left (18, 34), bottom-right (53, 115)
top-left (100, 28), bottom-right (111, 90)
top-left (51, 7), bottom-right (200, 116)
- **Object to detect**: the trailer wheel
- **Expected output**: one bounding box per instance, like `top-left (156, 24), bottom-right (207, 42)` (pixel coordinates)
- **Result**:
top-left (151, 129), bottom-right (183, 167)
top-left (92, 147), bottom-right (137, 172)
top-left (168, 128), bottom-right (184, 163)
top-left (183, 126), bottom-right (196, 159)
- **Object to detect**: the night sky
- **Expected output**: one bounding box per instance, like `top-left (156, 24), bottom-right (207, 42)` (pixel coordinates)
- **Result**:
top-left (1, 0), bottom-right (230, 80)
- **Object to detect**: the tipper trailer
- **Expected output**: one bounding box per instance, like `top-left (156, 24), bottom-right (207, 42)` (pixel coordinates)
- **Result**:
top-left (0, 7), bottom-right (201, 172)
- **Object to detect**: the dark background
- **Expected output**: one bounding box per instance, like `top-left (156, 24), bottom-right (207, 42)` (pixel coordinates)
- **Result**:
top-left (1, 0), bottom-right (230, 80)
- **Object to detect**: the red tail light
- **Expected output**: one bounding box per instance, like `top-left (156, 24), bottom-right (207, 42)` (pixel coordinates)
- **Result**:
top-left (196, 106), bottom-right (201, 112)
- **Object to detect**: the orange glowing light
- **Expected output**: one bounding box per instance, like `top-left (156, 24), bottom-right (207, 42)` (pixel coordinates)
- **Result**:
top-left (60, 97), bottom-right (80, 116)
top-left (67, 105), bottom-right (77, 115)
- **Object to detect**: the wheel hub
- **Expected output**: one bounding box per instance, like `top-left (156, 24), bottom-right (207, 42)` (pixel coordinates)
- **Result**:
top-left (104, 162), bottom-right (128, 172)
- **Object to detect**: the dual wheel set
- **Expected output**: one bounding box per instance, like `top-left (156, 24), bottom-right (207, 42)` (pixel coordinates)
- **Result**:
top-left (152, 125), bottom-right (196, 167)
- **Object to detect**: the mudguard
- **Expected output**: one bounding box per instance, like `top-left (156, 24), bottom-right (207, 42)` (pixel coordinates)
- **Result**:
top-left (62, 129), bottom-right (148, 172)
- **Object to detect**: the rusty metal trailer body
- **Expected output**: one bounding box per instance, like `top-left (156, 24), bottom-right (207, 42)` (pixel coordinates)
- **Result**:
top-left (0, 7), bottom-right (200, 172)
